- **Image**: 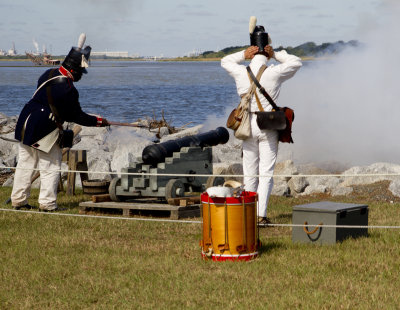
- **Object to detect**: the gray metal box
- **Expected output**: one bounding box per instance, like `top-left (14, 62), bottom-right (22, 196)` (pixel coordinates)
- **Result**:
top-left (292, 201), bottom-right (368, 245)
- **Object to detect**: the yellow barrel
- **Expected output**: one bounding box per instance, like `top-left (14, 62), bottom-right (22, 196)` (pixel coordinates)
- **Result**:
top-left (200, 191), bottom-right (260, 261)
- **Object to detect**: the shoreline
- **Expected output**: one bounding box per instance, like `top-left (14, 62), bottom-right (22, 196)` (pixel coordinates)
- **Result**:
top-left (0, 56), bottom-right (318, 63)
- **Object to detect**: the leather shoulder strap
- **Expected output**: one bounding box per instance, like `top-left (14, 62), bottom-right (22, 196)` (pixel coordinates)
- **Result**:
top-left (32, 69), bottom-right (67, 99)
top-left (45, 69), bottom-right (64, 129)
top-left (246, 65), bottom-right (279, 111)
top-left (247, 65), bottom-right (267, 112)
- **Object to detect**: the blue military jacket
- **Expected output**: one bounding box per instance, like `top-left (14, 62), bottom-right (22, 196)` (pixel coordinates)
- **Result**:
top-left (15, 68), bottom-right (98, 146)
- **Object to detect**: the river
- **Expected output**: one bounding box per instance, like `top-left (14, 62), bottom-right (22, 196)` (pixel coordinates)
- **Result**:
top-left (0, 60), bottom-right (238, 127)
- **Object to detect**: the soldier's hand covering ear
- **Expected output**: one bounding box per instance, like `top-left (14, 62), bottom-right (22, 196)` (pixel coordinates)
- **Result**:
top-left (264, 45), bottom-right (275, 59)
top-left (244, 46), bottom-right (259, 59)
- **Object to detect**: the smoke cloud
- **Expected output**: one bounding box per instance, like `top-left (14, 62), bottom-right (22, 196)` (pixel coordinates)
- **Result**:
top-left (32, 38), bottom-right (39, 53)
top-left (277, 1), bottom-right (400, 167)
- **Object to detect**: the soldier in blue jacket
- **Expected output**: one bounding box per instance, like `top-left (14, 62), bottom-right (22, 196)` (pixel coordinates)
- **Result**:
top-left (11, 34), bottom-right (109, 211)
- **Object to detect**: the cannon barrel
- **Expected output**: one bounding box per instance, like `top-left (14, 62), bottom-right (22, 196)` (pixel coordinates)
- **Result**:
top-left (142, 127), bottom-right (229, 166)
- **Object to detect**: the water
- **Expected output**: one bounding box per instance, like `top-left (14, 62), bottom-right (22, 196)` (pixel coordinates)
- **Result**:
top-left (0, 60), bottom-right (239, 127)
top-left (2, 59), bottom-right (394, 167)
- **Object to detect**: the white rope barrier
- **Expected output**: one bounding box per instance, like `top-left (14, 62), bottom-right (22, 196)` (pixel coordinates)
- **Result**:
top-left (0, 208), bottom-right (201, 224)
top-left (261, 223), bottom-right (400, 229)
top-left (0, 208), bottom-right (399, 229)
top-left (2, 165), bottom-right (400, 179)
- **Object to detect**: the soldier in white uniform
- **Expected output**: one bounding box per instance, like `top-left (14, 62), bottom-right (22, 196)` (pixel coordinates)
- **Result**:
top-left (221, 18), bottom-right (302, 224)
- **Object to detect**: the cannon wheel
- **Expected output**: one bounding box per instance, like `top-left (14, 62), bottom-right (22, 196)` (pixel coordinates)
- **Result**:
top-left (109, 177), bottom-right (124, 202)
top-left (206, 176), bottom-right (225, 189)
top-left (165, 179), bottom-right (185, 200)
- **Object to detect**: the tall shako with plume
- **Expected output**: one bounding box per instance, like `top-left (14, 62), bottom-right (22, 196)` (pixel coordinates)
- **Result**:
top-left (61, 33), bottom-right (92, 81)
top-left (249, 16), bottom-right (271, 53)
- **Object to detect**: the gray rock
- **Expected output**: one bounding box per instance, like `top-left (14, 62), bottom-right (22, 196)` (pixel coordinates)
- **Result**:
top-left (301, 184), bottom-right (327, 195)
top-left (213, 162), bottom-right (243, 183)
top-left (78, 126), bottom-right (109, 138)
top-left (331, 186), bottom-right (354, 196)
top-left (87, 150), bottom-right (113, 181)
top-left (0, 123), bottom-right (15, 134)
top-left (158, 127), bottom-right (169, 138)
top-left (288, 176), bottom-right (309, 194)
top-left (306, 176), bottom-right (341, 191)
top-left (389, 179), bottom-right (400, 197)
top-left (0, 114), bottom-right (16, 133)
top-left (72, 132), bottom-right (108, 152)
top-left (271, 179), bottom-right (290, 196)
top-left (3, 155), bottom-right (16, 168)
top-left (341, 162), bottom-right (400, 186)
top-left (109, 139), bottom-right (152, 175)
top-left (0, 132), bottom-right (18, 158)
top-left (2, 176), bottom-right (14, 187)
top-left (0, 118), bottom-right (8, 126)
top-left (274, 160), bottom-right (299, 182)
top-left (213, 138), bottom-right (242, 163)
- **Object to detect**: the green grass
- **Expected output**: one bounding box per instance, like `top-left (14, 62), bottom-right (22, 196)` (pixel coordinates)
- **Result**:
top-left (0, 186), bottom-right (399, 309)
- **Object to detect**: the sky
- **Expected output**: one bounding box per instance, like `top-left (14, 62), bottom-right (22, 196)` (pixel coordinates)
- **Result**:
top-left (0, 0), bottom-right (381, 57)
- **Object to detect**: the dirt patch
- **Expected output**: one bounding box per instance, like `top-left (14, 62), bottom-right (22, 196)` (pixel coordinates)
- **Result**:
top-left (287, 180), bottom-right (400, 203)
top-left (349, 180), bottom-right (400, 202)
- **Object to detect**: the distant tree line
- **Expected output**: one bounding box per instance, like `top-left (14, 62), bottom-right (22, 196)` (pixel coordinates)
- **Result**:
top-left (194, 40), bottom-right (361, 59)
top-left (0, 40), bottom-right (362, 61)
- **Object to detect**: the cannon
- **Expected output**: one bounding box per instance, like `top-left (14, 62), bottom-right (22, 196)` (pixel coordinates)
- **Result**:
top-left (109, 127), bottom-right (229, 202)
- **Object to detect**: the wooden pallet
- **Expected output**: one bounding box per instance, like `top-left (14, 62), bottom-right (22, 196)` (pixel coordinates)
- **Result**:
top-left (79, 199), bottom-right (200, 220)
top-left (167, 196), bottom-right (200, 206)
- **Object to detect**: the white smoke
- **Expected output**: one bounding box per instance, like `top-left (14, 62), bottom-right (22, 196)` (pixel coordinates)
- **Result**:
top-left (278, 1), bottom-right (400, 167)
top-left (32, 38), bottom-right (39, 53)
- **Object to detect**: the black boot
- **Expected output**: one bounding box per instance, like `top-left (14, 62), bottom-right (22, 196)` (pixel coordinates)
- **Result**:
top-left (13, 204), bottom-right (37, 210)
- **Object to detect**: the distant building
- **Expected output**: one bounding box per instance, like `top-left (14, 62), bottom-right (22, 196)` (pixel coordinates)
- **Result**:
top-left (91, 51), bottom-right (129, 58)
top-left (0, 49), bottom-right (6, 56)
top-left (187, 49), bottom-right (202, 57)
top-left (7, 43), bottom-right (17, 56)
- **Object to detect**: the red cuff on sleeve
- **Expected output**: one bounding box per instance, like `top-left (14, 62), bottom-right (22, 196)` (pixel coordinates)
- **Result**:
top-left (96, 117), bottom-right (103, 127)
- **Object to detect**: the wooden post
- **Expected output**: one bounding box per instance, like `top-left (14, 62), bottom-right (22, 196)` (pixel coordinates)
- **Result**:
top-left (62, 150), bottom-right (88, 196)
top-left (66, 151), bottom-right (77, 196)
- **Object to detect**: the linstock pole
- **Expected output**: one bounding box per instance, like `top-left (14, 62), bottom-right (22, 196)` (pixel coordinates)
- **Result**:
top-left (107, 121), bottom-right (146, 128)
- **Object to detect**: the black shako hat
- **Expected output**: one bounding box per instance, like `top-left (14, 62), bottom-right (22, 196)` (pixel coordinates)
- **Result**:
top-left (250, 25), bottom-right (270, 53)
top-left (249, 16), bottom-right (271, 53)
top-left (62, 45), bottom-right (91, 74)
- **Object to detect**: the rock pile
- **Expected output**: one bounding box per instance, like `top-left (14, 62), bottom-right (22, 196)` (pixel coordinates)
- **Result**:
top-left (2, 112), bottom-right (400, 198)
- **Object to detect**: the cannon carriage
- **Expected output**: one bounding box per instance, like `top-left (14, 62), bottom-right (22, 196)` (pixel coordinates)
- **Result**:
top-left (109, 127), bottom-right (229, 202)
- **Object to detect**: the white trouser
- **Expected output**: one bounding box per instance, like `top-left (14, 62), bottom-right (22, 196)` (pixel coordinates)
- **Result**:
top-left (242, 114), bottom-right (279, 218)
top-left (11, 143), bottom-right (62, 210)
